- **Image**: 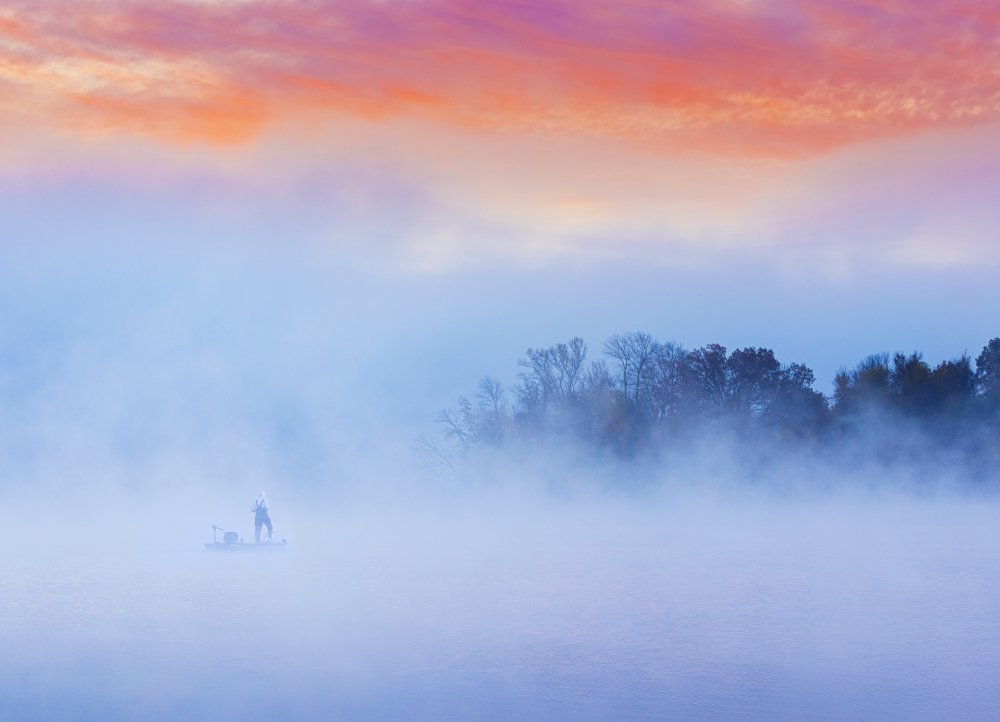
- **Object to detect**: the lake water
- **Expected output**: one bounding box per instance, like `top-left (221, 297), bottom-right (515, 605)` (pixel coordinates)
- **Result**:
top-left (2, 494), bottom-right (998, 720)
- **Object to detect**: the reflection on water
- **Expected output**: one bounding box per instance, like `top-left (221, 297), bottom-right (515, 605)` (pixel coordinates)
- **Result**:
top-left (2, 496), bottom-right (998, 721)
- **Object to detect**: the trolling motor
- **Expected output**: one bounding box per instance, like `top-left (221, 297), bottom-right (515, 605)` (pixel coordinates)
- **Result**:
top-left (211, 524), bottom-right (241, 544)
top-left (206, 524), bottom-right (286, 551)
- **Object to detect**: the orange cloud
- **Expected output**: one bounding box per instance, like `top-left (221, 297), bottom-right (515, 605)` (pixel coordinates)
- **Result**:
top-left (1, 1), bottom-right (998, 155)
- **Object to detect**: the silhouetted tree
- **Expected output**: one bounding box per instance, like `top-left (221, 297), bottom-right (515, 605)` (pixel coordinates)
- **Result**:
top-left (475, 376), bottom-right (508, 444)
top-left (649, 342), bottom-right (686, 421)
top-left (678, 344), bottom-right (729, 419)
top-left (930, 356), bottom-right (975, 415)
top-left (517, 337), bottom-right (587, 410)
top-left (580, 360), bottom-right (616, 398)
top-left (426, 332), bottom-right (1000, 476)
top-left (890, 352), bottom-right (934, 416)
top-left (435, 397), bottom-right (475, 454)
top-left (603, 331), bottom-right (661, 409)
top-left (727, 347), bottom-right (784, 416)
top-left (511, 338), bottom-right (591, 442)
top-left (833, 353), bottom-right (891, 415)
top-left (976, 338), bottom-right (1000, 399)
top-left (762, 362), bottom-right (829, 436)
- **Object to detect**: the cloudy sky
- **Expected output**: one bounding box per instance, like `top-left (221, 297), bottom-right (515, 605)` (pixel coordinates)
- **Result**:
top-left (2, 1), bottom-right (998, 484)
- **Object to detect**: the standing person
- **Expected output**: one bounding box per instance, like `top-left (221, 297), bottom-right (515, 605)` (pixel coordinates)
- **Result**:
top-left (252, 491), bottom-right (273, 543)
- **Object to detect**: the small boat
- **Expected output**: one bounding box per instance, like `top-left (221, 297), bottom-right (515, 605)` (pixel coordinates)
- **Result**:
top-left (205, 525), bottom-right (287, 552)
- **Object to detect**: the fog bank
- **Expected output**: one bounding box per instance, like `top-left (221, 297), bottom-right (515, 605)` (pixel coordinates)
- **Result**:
top-left (3, 485), bottom-right (998, 721)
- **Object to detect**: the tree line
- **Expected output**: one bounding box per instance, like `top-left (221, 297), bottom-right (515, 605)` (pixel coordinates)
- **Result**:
top-left (423, 334), bottom-right (1000, 469)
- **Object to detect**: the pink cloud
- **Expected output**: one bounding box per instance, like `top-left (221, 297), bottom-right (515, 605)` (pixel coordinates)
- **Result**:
top-left (1, 1), bottom-right (997, 154)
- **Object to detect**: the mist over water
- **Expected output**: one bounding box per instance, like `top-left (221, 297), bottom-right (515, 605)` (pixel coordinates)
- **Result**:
top-left (2, 249), bottom-right (999, 720)
top-left (3, 481), bottom-right (999, 721)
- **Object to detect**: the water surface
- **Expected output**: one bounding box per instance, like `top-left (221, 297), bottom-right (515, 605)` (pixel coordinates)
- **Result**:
top-left (3, 495), bottom-right (998, 720)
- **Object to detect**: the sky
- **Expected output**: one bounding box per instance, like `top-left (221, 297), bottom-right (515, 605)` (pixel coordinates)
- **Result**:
top-left (2, 0), bottom-right (999, 486)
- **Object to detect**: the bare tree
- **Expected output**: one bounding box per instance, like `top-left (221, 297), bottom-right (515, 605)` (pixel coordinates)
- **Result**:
top-left (604, 333), bottom-right (633, 401)
top-left (554, 337), bottom-right (587, 397)
top-left (605, 331), bottom-right (664, 409)
top-left (581, 360), bottom-right (616, 397)
top-left (477, 376), bottom-right (506, 415)
top-left (628, 332), bottom-right (660, 407)
top-left (517, 337), bottom-right (588, 408)
top-left (649, 341), bottom-right (685, 420)
top-left (435, 397), bottom-right (475, 452)
top-left (411, 434), bottom-right (457, 471)
top-left (476, 376), bottom-right (508, 444)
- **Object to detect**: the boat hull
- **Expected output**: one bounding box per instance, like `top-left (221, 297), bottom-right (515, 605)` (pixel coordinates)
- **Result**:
top-left (204, 540), bottom-right (287, 552)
